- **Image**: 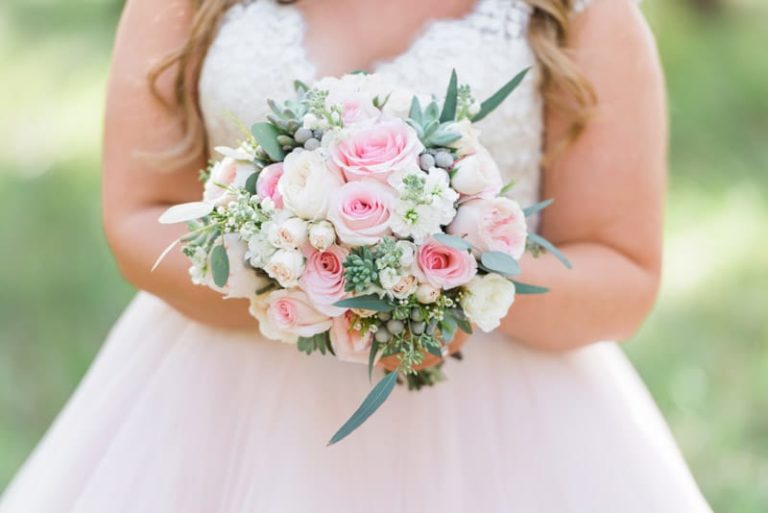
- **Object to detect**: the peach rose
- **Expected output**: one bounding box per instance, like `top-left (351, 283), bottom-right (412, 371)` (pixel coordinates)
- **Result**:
top-left (250, 289), bottom-right (332, 344)
top-left (329, 311), bottom-right (377, 365)
top-left (330, 119), bottom-right (423, 182)
top-left (448, 197), bottom-right (528, 259)
top-left (328, 181), bottom-right (394, 246)
top-left (415, 238), bottom-right (477, 290)
top-left (299, 245), bottom-right (349, 316)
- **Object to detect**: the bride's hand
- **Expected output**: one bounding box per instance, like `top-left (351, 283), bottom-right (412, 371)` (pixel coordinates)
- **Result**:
top-left (377, 330), bottom-right (470, 373)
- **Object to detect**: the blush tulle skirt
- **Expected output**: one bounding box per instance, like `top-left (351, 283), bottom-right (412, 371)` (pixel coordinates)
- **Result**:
top-left (0, 292), bottom-right (711, 512)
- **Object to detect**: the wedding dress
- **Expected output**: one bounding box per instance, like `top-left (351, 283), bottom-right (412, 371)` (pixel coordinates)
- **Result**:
top-left (0, 1), bottom-right (713, 511)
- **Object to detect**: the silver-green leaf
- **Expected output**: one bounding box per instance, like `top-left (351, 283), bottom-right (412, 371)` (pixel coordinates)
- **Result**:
top-left (472, 67), bottom-right (530, 122)
top-left (328, 371), bottom-right (398, 445)
top-left (528, 233), bottom-right (573, 269)
top-left (333, 295), bottom-right (395, 312)
top-left (210, 244), bottom-right (230, 288)
top-left (251, 122), bottom-right (285, 162)
top-left (480, 251), bottom-right (521, 276)
top-left (433, 233), bottom-right (473, 251)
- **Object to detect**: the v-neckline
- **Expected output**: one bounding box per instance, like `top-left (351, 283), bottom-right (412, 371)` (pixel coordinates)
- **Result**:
top-left (281, 0), bottom-right (488, 80)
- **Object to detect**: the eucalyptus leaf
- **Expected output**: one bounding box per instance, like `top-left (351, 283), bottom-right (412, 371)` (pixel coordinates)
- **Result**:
top-left (333, 295), bottom-right (395, 312)
top-left (528, 233), bottom-right (573, 269)
top-left (523, 199), bottom-right (554, 217)
top-left (500, 180), bottom-right (516, 196)
top-left (439, 315), bottom-right (458, 343)
top-left (251, 122), bottom-right (285, 161)
top-left (472, 67), bottom-right (531, 122)
top-left (440, 69), bottom-right (458, 122)
top-left (328, 371), bottom-right (398, 445)
top-left (368, 340), bottom-right (380, 382)
top-left (511, 281), bottom-right (550, 295)
top-left (158, 202), bottom-right (213, 224)
top-left (210, 244), bottom-right (230, 288)
top-left (244, 172), bottom-right (259, 195)
top-left (426, 339), bottom-right (445, 357)
top-left (433, 233), bottom-right (473, 251)
top-left (480, 251), bottom-right (521, 276)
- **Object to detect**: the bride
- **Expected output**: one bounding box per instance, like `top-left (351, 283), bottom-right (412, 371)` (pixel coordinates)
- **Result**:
top-left (0, 0), bottom-right (713, 511)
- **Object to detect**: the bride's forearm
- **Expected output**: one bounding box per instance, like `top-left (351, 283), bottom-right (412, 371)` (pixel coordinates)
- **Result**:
top-left (105, 206), bottom-right (259, 330)
top-left (499, 242), bottom-right (660, 351)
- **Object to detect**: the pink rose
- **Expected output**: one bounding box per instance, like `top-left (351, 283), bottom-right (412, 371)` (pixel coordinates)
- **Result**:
top-left (299, 245), bottom-right (349, 316)
top-left (330, 119), bottom-right (423, 182)
top-left (329, 311), bottom-right (377, 365)
top-left (448, 197), bottom-right (528, 259)
top-left (415, 238), bottom-right (477, 290)
top-left (249, 289), bottom-right (332, 344)
top-left (328, 181), bottom-right (394, 246)
top-left (256, 162), bottom-right (284, 208)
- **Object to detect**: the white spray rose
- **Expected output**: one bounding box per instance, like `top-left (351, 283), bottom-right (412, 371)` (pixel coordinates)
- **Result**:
top-left (451, 150), bottom-right (503, 197)
top-left (461, 273), bottom-right (516, 332)
top-left (278, 149), bottom-right (344, 220)
top-left (264, 249), bottom-right (305, 288)
top-left (269, 217), bottom-right (308, 250)
top-left (446, 118), bottom-right (483, 158)
top-left (203, 157), bottom-right (255, 207)
top-left (308, 220), bottom-right (336, 251)
top-left (415, 284), bottom-right (440, 304)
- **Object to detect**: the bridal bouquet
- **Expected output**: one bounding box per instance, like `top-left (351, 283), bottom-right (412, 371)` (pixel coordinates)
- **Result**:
top-left (157, 69), bottom-right (570, 444)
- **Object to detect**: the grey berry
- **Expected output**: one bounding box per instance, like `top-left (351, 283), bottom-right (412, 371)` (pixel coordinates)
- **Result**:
top-left (386, 319), bottom-right (405, 335)
top-left (374, 327), bottom-right (391, 343)
top-left (410, 321), bottom-right (426, 335)
top-left (377, 311), bottom-right (391, 321)
top-left (434, 151), bottom-right (454, 169)
top-left (419, 153), bottom-right (435, 171)
top-left (304, 137), bottom-right (321, 150)
top-left (410, 308), bottom-right (423, 322)
top-left (294, 127), bottom-right (313, 144)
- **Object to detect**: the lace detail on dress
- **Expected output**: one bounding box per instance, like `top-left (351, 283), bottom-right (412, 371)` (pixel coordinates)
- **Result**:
top-left (199, 0), bottom-right (544, 223)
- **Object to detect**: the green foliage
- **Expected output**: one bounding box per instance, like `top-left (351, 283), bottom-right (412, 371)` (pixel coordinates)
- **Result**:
top-left (210, 244), bottom-right (230, 287)
top-left (472, 67), bottom-right (530, 122)
top-left (327, 371), bottom-right (399, 445)
top-left (250, 122), bottom-right (285, 162)
top-left (342, 247), bottom-right (380, 293)
top-left (480, 251), bottom-right (521, 276)
top-left (333, 294), bottom-right (394, 313)
top-left (297, 332), bottom-right (334, 356)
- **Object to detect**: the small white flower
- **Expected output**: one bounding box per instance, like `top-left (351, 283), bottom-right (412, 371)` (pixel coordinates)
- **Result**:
top-left (308, 220), bottom-right (336, 251)
top-left (395, 240), bottom-right (416, 267)
top-left (390, 200), bottom-right (443, 244)
top-left (461, 273), bottom-right (516, 332)
top-left (264, 249), bottom-right (305, 288)
top-left (245, 232), bottom-right (277, 269)
top-left (260, 197), bottom-right (276, 213)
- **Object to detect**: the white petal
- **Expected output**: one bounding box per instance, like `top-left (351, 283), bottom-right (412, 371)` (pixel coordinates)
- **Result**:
top-left (158, 202), bottom-right (214, 224)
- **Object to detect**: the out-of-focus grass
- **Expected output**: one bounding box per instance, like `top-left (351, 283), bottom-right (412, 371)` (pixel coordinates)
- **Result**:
top-left (0, 0), bottom-right (766, 509)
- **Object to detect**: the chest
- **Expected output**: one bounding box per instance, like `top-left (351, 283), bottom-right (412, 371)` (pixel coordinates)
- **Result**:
top-left (199, 0), bottom-right (545, 209)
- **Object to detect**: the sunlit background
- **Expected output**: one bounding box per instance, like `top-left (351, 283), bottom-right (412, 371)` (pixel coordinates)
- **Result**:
top-left (1, 0), bottom-right (766, 509)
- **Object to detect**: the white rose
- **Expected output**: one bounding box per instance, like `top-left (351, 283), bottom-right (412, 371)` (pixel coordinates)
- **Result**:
top-left (446, 118), bottom-right (483, 157)
top-left (246, 231), bottom-right (276, 268)
top-left (269, 217), bottom-right (308, 250)
top-left (308, 220), bottom-right (337, 251)
top-left (461, 274), bottom-right (516, 332)
top-left (264, 248), bottom-right (305, 288)
top-left (451, 150), bottom-right (503, 197)
top-left (415, 284), bottom-right (440, 304)
top-left (278, 149), bottom-right (344, 220)
top-left (379, 268), bottom-right (401, 291)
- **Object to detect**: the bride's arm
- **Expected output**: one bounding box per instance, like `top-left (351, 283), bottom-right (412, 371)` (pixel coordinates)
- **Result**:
top-left (500, 0), bottom-right (666, 350)
top-left (102, 0), bottom-right (257, 329)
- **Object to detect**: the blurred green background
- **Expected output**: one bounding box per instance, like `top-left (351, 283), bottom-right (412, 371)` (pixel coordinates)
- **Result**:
top-left (0, 0), bottom-right (766, 509)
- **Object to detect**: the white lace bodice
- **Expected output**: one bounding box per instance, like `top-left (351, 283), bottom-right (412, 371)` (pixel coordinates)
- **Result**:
top-left (199, 0), bottom-right (599, 209)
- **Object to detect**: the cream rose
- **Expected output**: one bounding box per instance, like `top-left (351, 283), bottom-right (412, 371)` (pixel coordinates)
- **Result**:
top-left (461, 273), bottom-right (516, 332)
top-left (268, 217), bottom-right (308, 250)
top-left (308, 220), bottom-right (337, 251)
top-left (278, 149), bottom-right (344, 220)
top-left (264, 249), bottom-right (305, 288)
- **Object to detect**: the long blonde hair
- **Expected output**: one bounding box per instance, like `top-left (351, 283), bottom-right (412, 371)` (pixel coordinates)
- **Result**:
top-left (148, 0), bottom-right (595, 167)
